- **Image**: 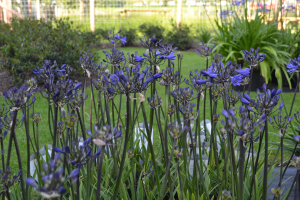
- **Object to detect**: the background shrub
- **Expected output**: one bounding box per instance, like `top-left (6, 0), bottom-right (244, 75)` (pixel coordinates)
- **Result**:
top-left (120, 28), bottom-right (137, 47)
top-left (197, 28), bottom-right (213, 44)
top-left (165, 21), bottom-right (193, 50)
top-left (138, 23), bottom-right (165, 41)
top-left (0, 18), bottom-right (89, 85)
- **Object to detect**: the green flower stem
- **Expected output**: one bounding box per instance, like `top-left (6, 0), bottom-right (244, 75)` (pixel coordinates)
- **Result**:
top-left (262, 120), bottom-right (269, 200)
top-left (177, 161), bottom-right (184, 200)
top-left (278, 136), bottom-right (283, 199)
top-left (285, 171), bottom-right (298, 199)
top-left (160, 138), bottom-right (177, 200)
top-left (248, 67), bottom-right (254, 93)
top-left (164, 85), bottom-right (170, 162)
top-left (130, 160), bottom-right (137, 200)
top-left (154, 108), bottom-right (167, 162)
top-left (112, 93), bottom-right (131, 200)
top-left (22, 108), bottom-right (31, 183)
top-left (270, 73), bottom-right (300, 169)
top-left (249, 129), bottom-right (265, 199)
top-left (141, 102), bottom-right (161, 195)
top-left (96, 146), bottom-right (105, 200)
top-left (6, 111), bottom-right (26, 200)
top-left (239, 139), bottom-right (245, 199)
top-left (104, 98), bottom-right (118, 175)
top-left (48, 103), bottom-right (53, 138)
top-left (222, 88), bottom-right (239, 198)
top-left (51, 105), bottom-right (59, 159)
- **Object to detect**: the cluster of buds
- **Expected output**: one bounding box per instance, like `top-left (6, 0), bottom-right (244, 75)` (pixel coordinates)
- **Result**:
top-left (179, 102), bottom-right (198, 121)
top-left (174, 146), bottom-right (183, 159)
top-left (196, 42), bottom-right (216, 57)
top-left (54, 137), bottom-right (101, 168)
top-left (227, 89), bottom-right (240, 106)
top-left (269, 106), bottom-right (292, 137)
top-left (186, 69), bottom-right (207, 94)
top-left (30, 112), bottom-right (41, 124)
top-left (221, 190), bottom-right (231, 200)
top-left (25, 153), bottom-right (79, 199)
top-left (240, 84), bottom-right (282, 116)
top-left (127, 148), bottom-right (134, 159)
top-left (3, 84), bottom-right (36, 110)
top-left (271, 187), bottom-right (283, 198)
top-left (292, 156), bottom-right (300, 171)
top-left (221, 106), bottom-right (266, 145)
top-left (171, 87), bottom-right (198, 104)
top-left (156, 67), bottom-right (180, 86)
top-left (87, 125), bottom-right (122, 147)
top-left (0, 112), bottom-right (25, 130)
top-left (103, 49), bottom-right (126, 68)
top-left (147, 94), bottom-right (162, 109)
top-left (168, 104), bottom-right (176, 115)
top-left (62, 112), bottom-right (78, 128)
top-left (0, 167), bottom-right (22, 192)
top-left (168, 122), bottom-right (190, 139)
top-left (242, 47), bottom-right (266, 68)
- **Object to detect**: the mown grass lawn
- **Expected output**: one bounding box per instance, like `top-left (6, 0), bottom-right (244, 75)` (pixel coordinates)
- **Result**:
top-left (2, 47), bottom-right (298, 174)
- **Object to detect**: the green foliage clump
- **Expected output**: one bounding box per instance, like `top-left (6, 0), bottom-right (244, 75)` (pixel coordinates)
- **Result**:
top-left (139, 23), bottom-right (165, 41)
top-left (165, 21), bottom-right (193, 51)
top-left (212, 13), bottom-right (290, 88)
top-left (0, 18), bottom-right (88, 85)
top-left (197, 29), bottom-right (213, 44)
top-left (120, 28), bottom-right (137, 47)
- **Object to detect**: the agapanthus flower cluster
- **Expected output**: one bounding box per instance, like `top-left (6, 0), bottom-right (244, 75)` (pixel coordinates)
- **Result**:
top-left (65, 82), bottom-right (88, 110)
top-left (168, 122), bottom-right (191, 139)
top-left (221, 106), bottom-right (266, 144)
top-left (0, 112), bottom-right (25, 129)
top-left (103, 49), bottom-right (126, 68)
top-left (87, 125), bottom-right (122, 146)
top-left (54, 137), bottom-right (100, 168)
top-left (240, 84), bottom-right (282, 116)
top-left (196, 42), bottom-right (215, 57)
top-left (286, 55), bottom-right (300, 74)
top-left (30, 112), bottom-right (41, 124)
top-left (174, 146), bottom-right (183, 159)
top-left (228, 89), bottom-right (240, 106)
top-left (127, 51), bottom-right (139, 67)
top-left (34, 61), bottom-right (83, 105)
top-left (0, 103), bottom-right (8, 117)
top-left (139, 35), bottom-right (161, 49)
top-left (3, 83), bottom-right (36, 110)
top-left (242, 47), bottom-right (266, 68)
top-left (160, 42), bottom-right (178, 54)
top-left (271, 187), bottom-right (283, 198)
top-left (147, 94), bottom-right (162, 109)
top-left (222, 190), bottom-right (232, 200)
top-left (282, 4), bottom-right (296, 13)
top-left (186, 69), bottom-right (207, 94)
top-left (25, 153), bottom-right (79, 199)
top-left (0, 167), bottom-right (22, 192)
top-left (105, 29), bottom-right (127, 45)
top-left (179, 102), bottom-right (198, 121)
top-left (127, 148), bottom-right (134, 159)
top-left (269, 106), bottom-right (292, 137)
top-left (292, 156), bottom-right (300, 171)
top-left (134, 49), bottom-right (176, 66)
top-left (62, 111), bottom-right (78, 128)
top-left (168, 104), bottom-right (176, 115)
top-left (156, 67), bottom-right (180, 86)
top-left (197, 61), bottom-right (250, 86)
top-left (171, 87), bottom-right (198, 104)
top-left (106, 65), bottom-right (157, 94)
top-left (211, 84), bottom-right (224, 101)
top-left (220, 10), bottom-right (232, 18)
top-left (92, 73), bottom-right (116, 99)
top-left (80, 51), bottom-right (103, 77)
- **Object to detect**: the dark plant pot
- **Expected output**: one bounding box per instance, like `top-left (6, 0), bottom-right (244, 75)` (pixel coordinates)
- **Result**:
top-left (233, 69), bottom-right (265, 92)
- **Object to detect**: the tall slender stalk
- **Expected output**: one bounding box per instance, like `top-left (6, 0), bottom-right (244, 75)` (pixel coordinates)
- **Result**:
top-left (160, 138), bottom-right (177, 200)
top-left (164, 85), bottom-right (170, 160)
top-left (51, 105), bottom-right (58, 159)
top-left (96, 146), bottom-right (105, 200)
top-left (262, 120), bottom-right (269, 200)
top-left (239, 138), bottom-right (245, 199)
top-left (112, 93), bottom-right (131, 200)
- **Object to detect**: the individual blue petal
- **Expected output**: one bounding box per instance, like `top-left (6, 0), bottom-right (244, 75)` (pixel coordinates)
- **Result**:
top-left (222, 110), bottom-right (229, 118)
top-left (25, 178), bottom-right (38, 187)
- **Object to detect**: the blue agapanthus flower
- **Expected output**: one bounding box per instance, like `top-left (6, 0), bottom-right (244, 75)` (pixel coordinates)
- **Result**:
top-left (197, 61), bottom-right (250, 86)
top-left (25, 153), bottom-right (79, 199)
top-left (240, 83), bottom-right (282, 115)
top-left (242, 47), bottom-right (266, 67)
top-left (286, 55), bottom-right (300, 74)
